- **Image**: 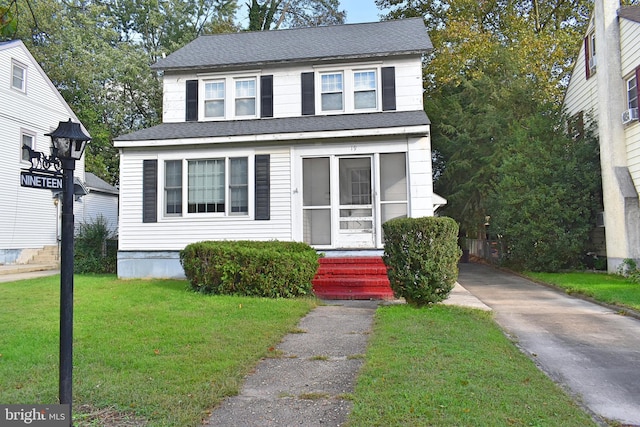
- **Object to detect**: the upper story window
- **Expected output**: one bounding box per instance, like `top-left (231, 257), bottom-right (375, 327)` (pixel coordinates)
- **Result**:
top-left (11, 60), bottom-right (26, 92)
top-left (354, 70), bottom-right (377, 110)
top-left (623, 73), bottom-right (639, 125)
top-left (235, 78), bottom-right (256, 117)
top-left (321, 72), bottom-right (343, 111)
top-left (204, 80), bottom-right (225, 118)
top-left (20, 130), bottom-right (35, 162)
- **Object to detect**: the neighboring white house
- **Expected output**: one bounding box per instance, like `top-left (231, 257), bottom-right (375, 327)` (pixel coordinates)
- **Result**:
top-left (563, 0), bottom-right (640, 273)
top-left (115, 18), bottom-right (440, 279)
top-left (0, 39), bottom-right (87, 266)
top-left (79, 172), bottom-right (119, 236)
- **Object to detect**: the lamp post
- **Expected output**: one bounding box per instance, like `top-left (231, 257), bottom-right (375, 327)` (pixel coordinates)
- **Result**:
top-left (46, 119), bottom-right (90, 420)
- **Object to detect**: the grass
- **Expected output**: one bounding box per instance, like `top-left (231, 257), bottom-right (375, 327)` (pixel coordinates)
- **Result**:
top-left (347, 305), bottom-right (598, 427)
top-left (0, 274), bottom-right (316, 426)
top-left (525, 271), bottom-right (640, 312)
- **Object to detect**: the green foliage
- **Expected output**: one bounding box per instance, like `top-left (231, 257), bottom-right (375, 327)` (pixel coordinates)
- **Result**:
top-left (180, 240), bottom-right (320, 298)
top-left (618, 259), bottom-right (640, 284)
top-left (74, 215), bottom-right (117, 274)
top-left (382, 217), bottom-right (461, 306)
top-left (487, 113), bottom-right (602, 272)
top-left (246, 0), bottom-right (345, 31)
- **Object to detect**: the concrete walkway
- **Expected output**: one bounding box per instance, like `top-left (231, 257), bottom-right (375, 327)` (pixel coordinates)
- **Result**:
top-left (457, 262), bottom-right (640, 427)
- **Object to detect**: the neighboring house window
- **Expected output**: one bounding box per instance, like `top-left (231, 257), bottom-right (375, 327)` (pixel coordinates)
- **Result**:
top-left (20, 131), bottom-right (35, 162)
top-left (585, 32), bottom-right (596, 79)
top-left (11, 60), bottom-right (26, 92)
top-left (321, 72), bottom-right (343, 111)
top-left (354, 71), bottom-right (377, 110)
top-left (627, 75), bottom-right (638, 111)
top-left (235, 78), bottom-right (256, 116)
top-left (165, 160), bottom-right (183, 215)
top-left (204, 80), bottom-right (225, 118)
top-left (229, 158), bottom-right (248, 214)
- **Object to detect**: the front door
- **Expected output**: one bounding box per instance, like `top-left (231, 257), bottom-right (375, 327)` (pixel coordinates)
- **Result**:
top-left (336, 156), bottom-right (374, 248)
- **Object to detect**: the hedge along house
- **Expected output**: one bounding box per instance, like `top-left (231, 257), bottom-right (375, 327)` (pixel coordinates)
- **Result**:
top-left (115, 18), bottom-right (440, 290)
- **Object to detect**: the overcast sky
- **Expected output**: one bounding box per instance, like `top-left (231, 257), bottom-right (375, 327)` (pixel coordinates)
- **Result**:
top-left (339, 0), bottom-right (388, 23)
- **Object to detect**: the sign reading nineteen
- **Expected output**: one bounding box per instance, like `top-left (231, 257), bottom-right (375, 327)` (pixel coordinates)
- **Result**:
top-left (20, 171), bottom-right (63, 190)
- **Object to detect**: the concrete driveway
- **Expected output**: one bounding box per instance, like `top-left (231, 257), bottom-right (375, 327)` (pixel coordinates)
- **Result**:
top-left (457, 263), bottom-right (640, 426)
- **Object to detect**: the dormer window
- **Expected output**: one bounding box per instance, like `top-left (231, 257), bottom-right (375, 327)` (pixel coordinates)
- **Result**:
top-left (235, 78), bottom-right (256, 117)
top-left (11, 60), bottom-right (26, 92)
top-left (354, 70), bottom-right (377, 110)
top-left (321, 72), bottom-right (344, 111)
top-left (204, 80), bottom-right (225, 118)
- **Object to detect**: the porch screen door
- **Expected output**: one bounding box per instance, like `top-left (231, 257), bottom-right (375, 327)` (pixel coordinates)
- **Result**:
top-left (337, 156), bottom-right (374, 247)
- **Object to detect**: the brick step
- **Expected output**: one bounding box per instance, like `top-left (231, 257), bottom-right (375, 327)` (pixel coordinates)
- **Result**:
top-left (315, 266), bottom-right (388, 276)
top-left (312, 256), bottom-right (394, 300)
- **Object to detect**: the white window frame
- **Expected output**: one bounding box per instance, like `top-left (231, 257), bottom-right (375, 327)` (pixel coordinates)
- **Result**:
top-left (20, 129), bottom-right (36, 163)
top-left (11, 60), bottom-right (27, 93)
top-left (353, 70), bottom-right (378, 110)
top-left (204, 79), bottom-right (225, 118)
top-left (161, 155), bottom-right (252, 219)
top-left (234, 77), bottom-right (257, 118)
top-left (320, 72), bottom-right (344, 112)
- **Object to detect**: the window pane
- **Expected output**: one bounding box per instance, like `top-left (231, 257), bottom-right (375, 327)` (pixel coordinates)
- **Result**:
top-left (354, 71), bottom-right (375, 91)
top-left (205, 81), bottom-right (224, 99)
top-left (235, 79), bottom-right (256, 97)
top-left (321, 73), bottom-right (342, 92)
top-left (230, 158), bottom-right (248, 214)
top-left (355, 91), bottom-right (376, 109)
top-left (188, 159), bottom-right (225, 213)
top-left (628, 77), bottom-right (638, 110)
top-left (380, 153), bottom-right (407, 201)
top-left (165, 160), bottom-right (182, 215)
top-left (235, 98), bottom-right (256, 116)
top-left (205, 100), bottom-right (224, 117)
top-left (321, 93), bottom-right (343, 111)
top-left (303, 158), bottom-right (330, 206)
top-left (21, 134), bottom-right (33, 161)
top-left (303, 209), bottom-right (331, 245)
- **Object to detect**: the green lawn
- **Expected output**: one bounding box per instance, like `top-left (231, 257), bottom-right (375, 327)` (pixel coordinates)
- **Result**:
top-left (525, 271), bottom-right (640, 312)
top-left (0, 275), bottom-right (317, 426)
top-left (347, 305), bottom-right (597, 427)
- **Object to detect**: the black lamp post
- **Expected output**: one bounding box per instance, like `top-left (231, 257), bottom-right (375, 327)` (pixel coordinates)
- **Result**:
top-left (46, 119), bottom-right (90, 420)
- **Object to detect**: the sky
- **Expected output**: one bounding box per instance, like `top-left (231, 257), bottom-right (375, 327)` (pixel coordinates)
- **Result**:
top-left (339, 0), bottom-right (388, 24)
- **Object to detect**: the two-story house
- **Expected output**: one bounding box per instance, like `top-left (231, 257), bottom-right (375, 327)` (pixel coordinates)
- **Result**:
top-left (115, 18), bottom-right (439, 281)
top-left (0, 39), bottom-right (87, 268)
top-left (563, 0), bottom-right (640, 272)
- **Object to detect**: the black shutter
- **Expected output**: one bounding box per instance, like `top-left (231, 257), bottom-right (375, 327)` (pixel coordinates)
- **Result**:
top-left (142, 160), bottom-right (157, 223)
top-left (301, 72), bottom-right (315, 116)
top-left (381, 67), bottom-right (396, 111)
top-left (186, 80), bottom-right (198, 121)
top-left (255, 155), bottom-right (270, 220)
top-left (261, 75), bottom-right (274, 118)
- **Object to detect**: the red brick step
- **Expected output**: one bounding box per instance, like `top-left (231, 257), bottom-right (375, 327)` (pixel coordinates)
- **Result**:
top-left (312, 256), bottom-right (394, 300)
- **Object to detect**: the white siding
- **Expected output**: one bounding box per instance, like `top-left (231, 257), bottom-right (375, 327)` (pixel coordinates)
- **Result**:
top-left (0, 42), bottom-right (85, 252)
top-left (81, 192), bottom-right (119, 235)
top-left (161, 57), bottom-right (425, 123)
top-left (407, 135), bottom-right (434, 217)
top-left (563, 23), bottom-right (599, 123)
top-left (118, 146), bottom-right (292, 251)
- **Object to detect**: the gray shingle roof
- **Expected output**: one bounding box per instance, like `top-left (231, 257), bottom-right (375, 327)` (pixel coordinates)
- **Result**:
top-left (114, 110), bottom-right (430, 142)
top-left (152, 18), bottom-right (432, 72)
top-left (85, 172), bottom-right (119, 194)
top-left (619, 6), bottom-right (640, 23)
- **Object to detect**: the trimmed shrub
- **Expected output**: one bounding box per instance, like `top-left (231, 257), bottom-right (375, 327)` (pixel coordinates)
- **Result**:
top-left (383, 216), bottom-right (461, 307)
top-left (180, 240), bottom-right (320, 298)
top-left (74, 215), bottom-right (117, 274)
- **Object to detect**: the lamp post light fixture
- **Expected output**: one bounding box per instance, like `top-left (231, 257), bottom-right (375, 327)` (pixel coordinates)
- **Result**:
top-left (45, 119), bottom-right (90, 420)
